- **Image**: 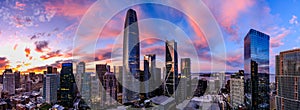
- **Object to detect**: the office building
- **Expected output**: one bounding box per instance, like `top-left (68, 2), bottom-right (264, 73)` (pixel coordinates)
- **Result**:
top-left (122, 9), bottom-right (140, 103)
top-left (43, 73), bottom-right (59, 104)
top-left (103, 71), bottom-right (118, 106)
top-left (58, 63), bottom-right (76, 108)
top-left (90, 73), bottom-right (101, 109)
top-left (276, 49), bottom-right (300, 110)
top-left (165, 40), bottom-right (178, 97)
top-left (76, 62), bottom-right (85, 91)
top-left (81, 72), bottom-right (91, 106)
top-left (230, 70), bottom-right (244, 109)
top-left (14, 71), bottom-right (20, 89)
top-left (180, 58), bottom-right (191, 100)
top-left (3, 69), bottom-right (15, 95)
top-left (143, 54), bottom-right (156, 98)
top-left (113, 66), bottom-right (123, 94)
top-left (244, 29), bottom-right (270, 109)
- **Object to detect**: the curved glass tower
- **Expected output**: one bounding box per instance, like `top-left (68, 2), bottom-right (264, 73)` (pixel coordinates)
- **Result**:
top-left (122, 9), bottom-right (140, 103)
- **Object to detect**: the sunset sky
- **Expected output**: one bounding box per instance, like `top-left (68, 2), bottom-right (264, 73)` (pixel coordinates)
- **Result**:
top-left (0, 0), bottom-right (299, 74)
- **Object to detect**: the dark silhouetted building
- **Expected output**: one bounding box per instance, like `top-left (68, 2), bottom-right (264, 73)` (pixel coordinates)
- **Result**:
top-left (58, 63), bottom-right (76, 108)
top-left (143, 54), bottom-right (156, 99)
top-left (14, 71), bottom-right (20, 89)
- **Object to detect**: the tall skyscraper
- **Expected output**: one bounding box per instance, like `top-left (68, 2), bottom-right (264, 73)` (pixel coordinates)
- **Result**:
top-left (143, 54), bottom-right (156, 98)
top-left (43, 73), bottom-right (59, 104)
top-left (14, 71), bottom-right (20, 89)
top-left (3, 69), bottom-right (15, 95)
top-left (58, 63), bottom-right (76, 108)
top-left (276, 49), bottom-right (300, 110)
top-left (244, 29), bottom-right (270, 109)
top-left (230, 70), bottom-right (244, 109)
top-left (165, 40), bottom-right (178, 97)
top-left (122, 9), bottom-right (140, 103)
top-left (178, 58), bottom-right (191, 101)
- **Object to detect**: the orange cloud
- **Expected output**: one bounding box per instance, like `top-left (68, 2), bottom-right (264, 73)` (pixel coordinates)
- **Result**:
top-left (40, 50), bottom-right (64, 60)
top-left (13, 44), bottom-right (18, 50)
top-left (25, 48), bottom-right (31, 57)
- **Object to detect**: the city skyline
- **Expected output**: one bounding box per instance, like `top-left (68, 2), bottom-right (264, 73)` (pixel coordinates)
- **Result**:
top-left (0, 0), bottom-right (299, 74)
top-left (1, 1), bottom-right (300, 109)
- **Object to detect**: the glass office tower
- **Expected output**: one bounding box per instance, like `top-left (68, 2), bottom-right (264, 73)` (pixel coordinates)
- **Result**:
top-left (244, 29), bottom-right (270, 109)
top-left (122, 9), bottom-right (140, 103)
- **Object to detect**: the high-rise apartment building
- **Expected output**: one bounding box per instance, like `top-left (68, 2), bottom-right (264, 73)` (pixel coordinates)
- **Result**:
top-left (276, 49), bottom-right (300, 110)
top-left (230, 70), bottom-right (244, 109)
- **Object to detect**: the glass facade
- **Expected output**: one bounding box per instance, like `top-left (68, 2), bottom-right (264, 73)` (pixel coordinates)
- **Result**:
top-left (244, 29), bottom-right (270, 109)
top-left (122, 9), bottom-right (140, 103)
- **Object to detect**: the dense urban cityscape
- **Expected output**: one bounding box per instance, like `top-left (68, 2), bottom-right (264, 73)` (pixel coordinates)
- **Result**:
top-left (0, 0), bottom-right (299, 110)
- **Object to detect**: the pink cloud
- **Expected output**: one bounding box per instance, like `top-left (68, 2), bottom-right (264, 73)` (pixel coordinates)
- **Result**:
top-left (15, 1), bottom-right (26, 10)
top-left (44, 0), bottom-right (95, 18)
top-left (40, 50), bottom-right (64, 60)
top-left (203, 0), bottom-right (255, 42)
top-left (269, 28), bottom-right (290, 48)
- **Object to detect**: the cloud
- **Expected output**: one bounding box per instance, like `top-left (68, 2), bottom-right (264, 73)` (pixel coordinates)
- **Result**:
top-left (10, 15), bottom-right (34, 28)
top-left (141, 45), bottom-right (165, 56)
top-left (269, 27), bottom-right (290, 48)
top-left (0, 57), bottom-right (9, 69)
top-left (289, 15), bottom-right (298, 25)
top-left (24, 48), bottom-right (31, 57)
top-left (44, 0), bottom-right (96, 18)
top-left (202, 0), bottom-right (255, 42)
top-left (13, 44), bottom-right (18, 50)
top-left (29, 28), bottom-right (58, 40)
top-left (34, 41), bottom-right (49, 52)
top-left (25, 59), bottom-right (75, 73)
top-left (40, 50), bottom-right (64, 60)
top-left (226, 53), bottom-right (243, 68)
top-left (15, 1), bottom-right (26, 10)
